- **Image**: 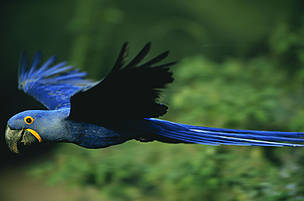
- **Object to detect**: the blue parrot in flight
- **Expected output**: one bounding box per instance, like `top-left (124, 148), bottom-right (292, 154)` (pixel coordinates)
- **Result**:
top-left (5, 43), bottom-right (304, 153)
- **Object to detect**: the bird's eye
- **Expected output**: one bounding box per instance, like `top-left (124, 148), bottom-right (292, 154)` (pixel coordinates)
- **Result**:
top-left (24, 116), bottom-right (34, 125)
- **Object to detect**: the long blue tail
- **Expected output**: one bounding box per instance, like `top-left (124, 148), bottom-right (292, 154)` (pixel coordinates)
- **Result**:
top-left (147, 118), bottom-right (304, 147)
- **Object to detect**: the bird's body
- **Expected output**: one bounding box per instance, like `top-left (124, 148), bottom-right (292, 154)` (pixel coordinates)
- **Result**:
top-left (5, 43), bottom-right (304, 153)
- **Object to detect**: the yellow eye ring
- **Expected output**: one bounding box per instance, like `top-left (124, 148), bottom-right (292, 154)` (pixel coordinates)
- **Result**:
top-left (24, 116), bottom-right (34, 125)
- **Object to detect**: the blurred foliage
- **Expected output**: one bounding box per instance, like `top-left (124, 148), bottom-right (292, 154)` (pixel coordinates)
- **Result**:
top-left (1, 0), bottom-right (304, 201)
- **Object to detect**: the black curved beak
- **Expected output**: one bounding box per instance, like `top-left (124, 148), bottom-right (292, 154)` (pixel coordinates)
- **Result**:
top-left (5, 126), bottom-right (39, 153)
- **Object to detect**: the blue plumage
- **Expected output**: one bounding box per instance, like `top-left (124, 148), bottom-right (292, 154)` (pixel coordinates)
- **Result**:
top-left (18, 51), bottom-right (97, 110)
top-left (147, 119), bottom-right (304, 147)
top-left (5, 43), bottom-right (304, 154)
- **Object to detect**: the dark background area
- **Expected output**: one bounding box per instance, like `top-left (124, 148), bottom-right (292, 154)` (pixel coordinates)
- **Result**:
top-left (1, 0), bottom-right (304, 201)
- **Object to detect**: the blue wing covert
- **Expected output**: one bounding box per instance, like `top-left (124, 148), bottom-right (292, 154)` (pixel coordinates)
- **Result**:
top-left (18, 51), bottom-right (98, 111)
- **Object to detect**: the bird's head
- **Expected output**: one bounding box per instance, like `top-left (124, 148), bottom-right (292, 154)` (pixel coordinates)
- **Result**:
top-left (5, 110), bottom-right (67, 153)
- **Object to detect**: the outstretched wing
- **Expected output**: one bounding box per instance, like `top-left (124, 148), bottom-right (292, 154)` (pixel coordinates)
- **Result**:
top-left (69, 42), bottom-right (176, 125)
top-left (18, 52), bottom-right (97, 110)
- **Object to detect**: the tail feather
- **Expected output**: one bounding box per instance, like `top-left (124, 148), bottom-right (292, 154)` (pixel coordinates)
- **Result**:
top-left (186, 125), bottom-right (304, 137)
top-left (148, 118), bottom-right (304, 147)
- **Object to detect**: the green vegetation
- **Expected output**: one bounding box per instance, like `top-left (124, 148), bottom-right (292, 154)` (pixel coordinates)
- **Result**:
top-left (2, 0), bottom-right (304, 200)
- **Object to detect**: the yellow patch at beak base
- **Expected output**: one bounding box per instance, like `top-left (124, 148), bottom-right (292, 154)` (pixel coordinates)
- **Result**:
top-left (26, 129), bottom-right (42, 142)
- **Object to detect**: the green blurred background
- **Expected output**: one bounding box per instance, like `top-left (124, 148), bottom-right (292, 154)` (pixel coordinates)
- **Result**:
top-left (1, 0), bottom-right (304, 200)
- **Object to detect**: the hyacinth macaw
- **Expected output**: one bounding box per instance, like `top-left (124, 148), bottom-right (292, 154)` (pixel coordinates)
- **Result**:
top-left (5, 43), bottom-right (304, 153)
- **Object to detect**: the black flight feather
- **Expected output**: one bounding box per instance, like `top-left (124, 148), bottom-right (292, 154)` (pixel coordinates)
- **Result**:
top-left (124, 42), bottom-right (151, 69)
top-left (111, 42), bottom-right (128, 73)
top-left (68, 43), bottom-right (175, 126)
top-left (140, 51), bottom-right (169, 67)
